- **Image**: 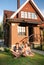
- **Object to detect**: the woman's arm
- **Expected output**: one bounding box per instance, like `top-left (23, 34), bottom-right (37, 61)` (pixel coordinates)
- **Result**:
top-left (22, 48), bottom-right (25, 53)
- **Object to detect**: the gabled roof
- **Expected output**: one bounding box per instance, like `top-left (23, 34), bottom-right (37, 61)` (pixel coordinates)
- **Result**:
top-left (4, 10), bottom-right (15, 18)
top-left (10, 0), bottom-right (44, 19)
top-left (3, 10), bottom-right (15, 23)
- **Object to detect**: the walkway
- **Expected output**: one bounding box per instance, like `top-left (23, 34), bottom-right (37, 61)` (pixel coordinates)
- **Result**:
top-left (32, 49), bottom-right (44, 55)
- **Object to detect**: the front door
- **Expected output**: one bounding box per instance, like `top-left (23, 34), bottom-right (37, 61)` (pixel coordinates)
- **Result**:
top-left (28, 26), bottom-right (34, 42)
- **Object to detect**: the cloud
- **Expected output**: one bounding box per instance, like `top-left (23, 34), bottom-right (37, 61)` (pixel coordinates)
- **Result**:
top-left (42, 10), bottom-right (44, 14)
top-left (0, 11), bottom-right (3, 22)
top-left (0, 15), bottom-right (3, 22)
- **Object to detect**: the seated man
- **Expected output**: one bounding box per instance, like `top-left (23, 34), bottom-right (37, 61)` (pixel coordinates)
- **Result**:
top-left (11, 43), bottom-right (22, 58)
top-left (22, 43), bottom-right (34, 57)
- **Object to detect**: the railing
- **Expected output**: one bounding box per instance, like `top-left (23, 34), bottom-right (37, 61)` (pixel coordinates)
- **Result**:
top-left (20, 34), bottom-right (44, 44)
top-left (20, 34), bottom-right (34, 43)
top-left (20, 34), bottom-right (44, 50)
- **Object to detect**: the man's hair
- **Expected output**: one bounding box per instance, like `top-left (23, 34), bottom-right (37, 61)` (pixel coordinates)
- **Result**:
top-left (15, 43), bottom-right (19, 45)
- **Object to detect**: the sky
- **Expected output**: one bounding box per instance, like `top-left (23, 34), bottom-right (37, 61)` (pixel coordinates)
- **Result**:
top-left (0, 0), bottom-right (44, 22)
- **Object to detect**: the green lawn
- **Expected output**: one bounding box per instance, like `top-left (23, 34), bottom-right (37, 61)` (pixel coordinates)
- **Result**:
top-left (0, 51), bottom-right (44, 65)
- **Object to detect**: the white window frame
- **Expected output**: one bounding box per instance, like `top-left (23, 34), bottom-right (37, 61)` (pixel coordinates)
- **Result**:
top-left (21, 11), bottom-right (24, 18)
top-left (18, 26), bottom-right (26, 35)
top-left (21, 11), bottom-right (37, 19)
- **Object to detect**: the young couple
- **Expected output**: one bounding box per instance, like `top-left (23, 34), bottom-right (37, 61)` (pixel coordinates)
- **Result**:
top-left (11, 42), bottom-right (34, 58)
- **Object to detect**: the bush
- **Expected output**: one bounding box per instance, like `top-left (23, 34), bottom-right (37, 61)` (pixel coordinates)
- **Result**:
top-left (33, 44), bottom-right (44, 51)
top-left (4, 48), bottom-right (10, 52)
top-left (35, 46), bottom-right (41, 50)
top-left (42, 45), bottom-right (44, 51)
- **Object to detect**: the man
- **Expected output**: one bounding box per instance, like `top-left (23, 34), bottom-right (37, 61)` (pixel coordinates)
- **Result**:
top-left (11, 43), bottom-right (22, 58)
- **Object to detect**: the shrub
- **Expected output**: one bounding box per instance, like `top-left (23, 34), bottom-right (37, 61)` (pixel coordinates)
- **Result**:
top-left (4, 48), bottom-right (10, 52)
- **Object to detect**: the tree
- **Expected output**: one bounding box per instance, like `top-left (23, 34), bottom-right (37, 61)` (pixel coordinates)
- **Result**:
top-left (0, 22), bottom-right (4, 39)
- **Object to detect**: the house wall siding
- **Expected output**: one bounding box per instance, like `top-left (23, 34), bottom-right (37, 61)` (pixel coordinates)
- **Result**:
top-left (11, 23), bottom-right (28, 48)
top-left (34, 26), bottom-right (40, 44)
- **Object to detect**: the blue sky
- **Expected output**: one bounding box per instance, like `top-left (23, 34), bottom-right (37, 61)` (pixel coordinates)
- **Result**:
top-left (0, 0), bottom-right (44, 22)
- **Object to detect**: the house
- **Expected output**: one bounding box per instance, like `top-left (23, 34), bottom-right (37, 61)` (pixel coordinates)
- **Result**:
top-left (3, 0), bottom-right (44, 48)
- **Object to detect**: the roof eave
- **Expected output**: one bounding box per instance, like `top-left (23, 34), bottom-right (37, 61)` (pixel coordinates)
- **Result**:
top-left (7, 18), bottom-right (42, 25)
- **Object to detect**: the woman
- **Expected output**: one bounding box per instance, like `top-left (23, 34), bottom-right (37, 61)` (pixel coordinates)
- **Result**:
top-left (22, 43), bottom-right (34, 57)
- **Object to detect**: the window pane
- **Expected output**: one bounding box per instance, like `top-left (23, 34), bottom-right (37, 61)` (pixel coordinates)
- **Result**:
top-left (32, 13), bottom-right (35, 19)
top-left (24, 12), bottom-right (27, 18)
top-left (18, 26), bottom-right (21, 33)
top-left (18, 26), bottom-right (21, 35)
top-left (35, 14), bottom-right (37, 19)
top-left (22, 27), bottom-right (23, 32)
top-left (23, 27), bottom-right (25, 32)
top-left (21, 11), bottom-right (24, 18)
top-left (28, 12), bottom-right (31, 19)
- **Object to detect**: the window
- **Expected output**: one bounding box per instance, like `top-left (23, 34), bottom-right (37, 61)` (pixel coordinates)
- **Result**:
top-left (21, 11), bottom-right (37, 19)
top-left (21, 11), bottom-right (24, 18)
top-left (18, 26), bottom-right (26, 35)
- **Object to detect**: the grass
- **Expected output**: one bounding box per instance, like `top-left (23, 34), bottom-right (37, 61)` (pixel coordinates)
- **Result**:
top-left (0, 51), bottom-right (44, 65)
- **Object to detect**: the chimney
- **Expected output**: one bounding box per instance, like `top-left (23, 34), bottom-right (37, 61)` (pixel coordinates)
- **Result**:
top-left (17, 0), bottom-right (20, 9)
